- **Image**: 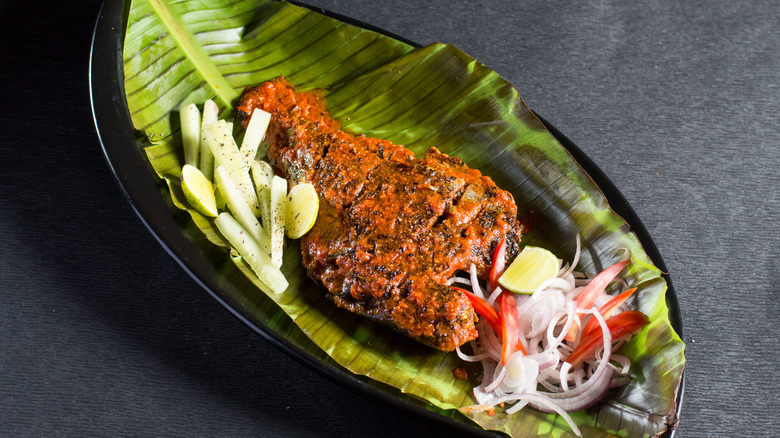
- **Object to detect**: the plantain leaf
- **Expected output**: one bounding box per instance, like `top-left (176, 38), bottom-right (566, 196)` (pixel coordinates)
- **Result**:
top-left (121, 1), bottom-right (685, 437)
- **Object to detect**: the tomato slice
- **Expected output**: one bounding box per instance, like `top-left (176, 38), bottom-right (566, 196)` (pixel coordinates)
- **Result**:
top-left (488, 236), bottom-right (507, 293)
top-left (565, 260), bottom-right (629, 342)
top-left (565, 310), bottom-right (650, 368)
top-left (581, 287), bottom-right (637, 336)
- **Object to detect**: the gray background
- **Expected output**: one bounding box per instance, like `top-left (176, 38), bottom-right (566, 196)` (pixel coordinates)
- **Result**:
top-left (2, 0), bottom-right (778, 436)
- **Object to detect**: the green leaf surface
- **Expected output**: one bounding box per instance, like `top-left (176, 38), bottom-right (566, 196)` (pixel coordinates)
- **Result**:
top-left (122, 1), bottom-right (685, 437)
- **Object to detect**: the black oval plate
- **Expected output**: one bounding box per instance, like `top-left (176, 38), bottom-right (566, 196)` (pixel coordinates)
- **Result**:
top-left (89, 1), bottom-right (683, 436)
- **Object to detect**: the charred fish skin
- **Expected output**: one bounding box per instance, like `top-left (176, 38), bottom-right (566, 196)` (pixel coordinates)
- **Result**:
top-left (237, 77), bottom-right (523, 352)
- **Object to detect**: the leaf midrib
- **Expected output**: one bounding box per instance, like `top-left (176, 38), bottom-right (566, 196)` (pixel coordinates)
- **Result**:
top-left (147, 0), bottom-right (239, 107)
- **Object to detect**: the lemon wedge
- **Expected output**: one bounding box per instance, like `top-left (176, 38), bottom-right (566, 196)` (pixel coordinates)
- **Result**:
top-left (285, 183), bottom-right (319, 239)
top-left (498, 246), bottom-right (560, 294)
top-left (181, 164), bottom-right (218, 217)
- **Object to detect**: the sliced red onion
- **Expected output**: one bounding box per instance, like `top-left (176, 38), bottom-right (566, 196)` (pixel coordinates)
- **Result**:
top-left (611, 337), bottom-right (629, 353)
top-left (532, 277), bottom-right (575, 296)
top-left (520, 291), bottom-right (566, 338)
top-left (468, 264), bottom-right (485, 299)
top-left (472, 385), bottom-right (493, 405)
top-left (446, 276), bottom-right (472, 287)
top-left (566, 285), bottom-right (586, 300)
top-left (515, 294), bottom-right (534, 317)
top-left (559, 362), bottom-right (574, 391)
top-left (486, 285), bottom-right (503, 306)
top-left (559, 270), bottom-right (577, 289)
top-left (574, 276), bottom-right (594, 287)
top-left (547, 300), bottom-right (576, 350)
top-left (539, 377), bottom-right (562, 393)
top-left (456, 345), bottom-right (491, 363)
top-left (500, 353), bottom-right (539, 393)
top-left (484, 365), bottom-right (507, 393)
top-left (532, 367), bottom-right (615, 412)
top-left (504, 399), bottom-right (530, 414)
top-left (539, 364), bottom-right (563, 386)
top-left (609, 353), bottom-right (631, 374)
top-left (490, 393), bottom-right (582, 437)
top-left (558, 233), bottom-right (581, 280)
top-left (516, 332), bottom-right (530, 355)
top-left (524, 334), bottom-right (543, 355)
top-left (476, 319), bottom-right (502, 362)
top-left (549, 309), bottom-right (612, 399)
top-left (585, 358), bottom-right (597, 379)
top-left (573, 367), bottom-right (586, 387)
top-left (523, 349), bottom-right (559, 371)
top-left (611, 375), bottom-right (630, 388)
top-left (476, 358), bottom-right (498, 397)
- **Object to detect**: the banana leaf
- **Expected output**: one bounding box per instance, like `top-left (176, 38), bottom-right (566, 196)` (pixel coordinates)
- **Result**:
top-left (119, 0), bottom-right (685, 436)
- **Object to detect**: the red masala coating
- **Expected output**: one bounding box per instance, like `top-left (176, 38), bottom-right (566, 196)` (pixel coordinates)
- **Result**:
top-left (236, 77), bottom-right (524, 351)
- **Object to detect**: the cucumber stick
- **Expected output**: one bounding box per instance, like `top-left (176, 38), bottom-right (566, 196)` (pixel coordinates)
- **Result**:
top-left (215, 166), bottom-right (270, 254)
top-left (269, 175), bottom-right (287, 268)
top-left (179, 103), bottom-right (201, 167)
top-left (240, 108), bottom-right (271, 171)
top-left (199, 99), bottom-right (218, 181)
top-left (215, 212), bottom-right (288, 295)
top-left (204, 120), bottom-right (261, 217)
top-left (251, 160), bottom-right (274, 235)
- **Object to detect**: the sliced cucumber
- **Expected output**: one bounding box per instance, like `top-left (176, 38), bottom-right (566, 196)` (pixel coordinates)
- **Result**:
top-left (215, 212), bottom-right (288, 295)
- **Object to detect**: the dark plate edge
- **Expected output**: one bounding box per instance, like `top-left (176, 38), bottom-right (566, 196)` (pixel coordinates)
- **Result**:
top-left (88, 0), bottom-right (683, 436)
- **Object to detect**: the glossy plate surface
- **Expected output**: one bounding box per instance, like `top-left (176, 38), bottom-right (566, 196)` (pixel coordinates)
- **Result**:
top-left (90, 1), bottom-right (683, 436)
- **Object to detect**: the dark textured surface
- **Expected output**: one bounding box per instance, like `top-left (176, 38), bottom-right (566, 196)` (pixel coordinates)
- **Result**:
top-left (1, 0), bottom-right (778, 436)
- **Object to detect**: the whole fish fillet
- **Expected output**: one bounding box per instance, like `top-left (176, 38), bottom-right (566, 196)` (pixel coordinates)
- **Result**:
top-left (237, 78), bottom-right (524, 352)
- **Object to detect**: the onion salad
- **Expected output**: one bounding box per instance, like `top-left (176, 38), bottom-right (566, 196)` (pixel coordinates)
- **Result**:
top-left (452, 235), bottom-right (650, 437)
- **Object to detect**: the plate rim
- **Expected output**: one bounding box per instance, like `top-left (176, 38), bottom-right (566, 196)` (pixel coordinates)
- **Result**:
top-left (89, 1), bottom-right (683, 436)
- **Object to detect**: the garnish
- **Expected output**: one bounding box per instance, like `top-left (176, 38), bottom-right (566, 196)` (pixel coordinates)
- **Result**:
top-left (177, 100), bottom-right (320, 293)
top-left (455, 236), bottom-right (650, 436)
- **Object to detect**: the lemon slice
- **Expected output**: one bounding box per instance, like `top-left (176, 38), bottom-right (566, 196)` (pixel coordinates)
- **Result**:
top-left (285, 183), bottom-right (319, 239)
top-left (181, 164), bottom-right (218, 217)
top-left (498, 246), bottom-right (560, 294)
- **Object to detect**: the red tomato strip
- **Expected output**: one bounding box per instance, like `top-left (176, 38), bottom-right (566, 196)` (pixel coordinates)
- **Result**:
top-left (581, 287), bottom-right (638, 336)
top-left (565, 260), bottom-right (629, 342)
top-left (456, 287), bottom-right (502, 336)
top-left (565, 310), bottom-right (650, 368)
top-left (488, 236), bottom-right (507, 293)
